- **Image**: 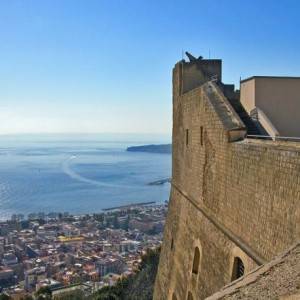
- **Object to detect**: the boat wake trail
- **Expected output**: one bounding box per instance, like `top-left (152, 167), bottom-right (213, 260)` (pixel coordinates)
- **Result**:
top-left (62, 156), bottom-right (135, 189)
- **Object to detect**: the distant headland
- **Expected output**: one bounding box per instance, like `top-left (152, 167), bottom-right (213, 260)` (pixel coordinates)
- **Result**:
top-left (126, 144), bottom-right (172, 154)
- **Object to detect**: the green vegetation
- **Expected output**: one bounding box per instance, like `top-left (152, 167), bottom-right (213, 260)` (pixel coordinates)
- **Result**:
top-left (0, 293), bottom-right (33, 300)
top-left (22, 296), bottom-right (34, 300)
top-left (35, 286), bottom-right (52, 299)
top-left (93, 247), bottom-right (160, 300)
top-left (53, 290), bottom-right (85, 300)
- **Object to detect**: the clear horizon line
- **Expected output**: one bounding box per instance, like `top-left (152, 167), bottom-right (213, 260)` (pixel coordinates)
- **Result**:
top-left (0, 131), bottom-right (171, 136)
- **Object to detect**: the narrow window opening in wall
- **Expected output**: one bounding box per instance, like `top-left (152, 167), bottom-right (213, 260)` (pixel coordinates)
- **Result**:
top-left (172, 293), bottom-right (178, 300)
top-left (231, 257), bottom-right (245, 281)
top-left (186, 129), bottom-right (189, 146)
top-left (171, 238), bottom-right (174, 250)
top-left (200, 126), bottom-right (203, 146)
top-left (187, 291), bottom-right (194, 300)
top-left (192, 247), bottom-right (200, 274)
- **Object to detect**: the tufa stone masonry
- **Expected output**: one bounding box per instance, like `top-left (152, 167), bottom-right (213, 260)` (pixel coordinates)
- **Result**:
top-left (154, 55), bottom-right (300, 300)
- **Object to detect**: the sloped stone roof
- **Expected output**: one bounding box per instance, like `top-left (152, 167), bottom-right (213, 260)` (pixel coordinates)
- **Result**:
top-left (206, 242), bottom-right (300, 300)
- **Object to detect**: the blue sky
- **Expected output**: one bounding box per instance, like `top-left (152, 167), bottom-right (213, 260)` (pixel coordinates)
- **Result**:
top-left (0, 0), bottom-right (299, 135)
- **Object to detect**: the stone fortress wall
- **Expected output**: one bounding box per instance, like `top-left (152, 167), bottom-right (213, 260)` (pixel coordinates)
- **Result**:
top-left (154, 57), bottom-right (300, 300)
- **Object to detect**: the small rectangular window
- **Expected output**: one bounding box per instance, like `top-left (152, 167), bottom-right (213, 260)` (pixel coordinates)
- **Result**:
top-left (200, 126), bottom-right (203, 146)
top-left (186, 129), bottom-right (189, 146)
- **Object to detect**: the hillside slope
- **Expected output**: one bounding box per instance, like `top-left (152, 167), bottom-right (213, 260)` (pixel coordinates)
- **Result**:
top-left (94, 247), bottom-right (160, 300)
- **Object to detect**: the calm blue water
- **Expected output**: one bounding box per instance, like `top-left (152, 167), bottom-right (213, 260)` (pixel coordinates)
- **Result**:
top-left (0, 134), bottom-right (171, 220)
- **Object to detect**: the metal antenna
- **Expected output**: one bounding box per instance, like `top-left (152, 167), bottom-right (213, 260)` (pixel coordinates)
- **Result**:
top-left (211, 74), bottom-right (218, 82)
top-left (209, 49), bottom-right (211, 59)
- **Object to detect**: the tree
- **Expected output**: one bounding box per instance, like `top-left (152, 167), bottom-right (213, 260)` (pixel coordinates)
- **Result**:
top-left (94, 286), bottom-right (120, 300)
top-left (53, 290), bottom-right (85, 300)
top-left (36, 286), bottom-right (52, 300)
top-left (21, 296), bottom-right (33, 300)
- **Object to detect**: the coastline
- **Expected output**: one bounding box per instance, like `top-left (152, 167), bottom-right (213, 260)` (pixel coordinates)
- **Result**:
top-left (102, 201), bottom-right (156, 211)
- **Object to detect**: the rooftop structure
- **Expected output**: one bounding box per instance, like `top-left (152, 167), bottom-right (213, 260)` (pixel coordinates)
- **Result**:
top-left (240, 76), bottom-right (300, 138)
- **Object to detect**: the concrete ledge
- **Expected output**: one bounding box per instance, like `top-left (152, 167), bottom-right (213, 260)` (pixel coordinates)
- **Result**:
top-left (203, 82), bottom-right (247, 141)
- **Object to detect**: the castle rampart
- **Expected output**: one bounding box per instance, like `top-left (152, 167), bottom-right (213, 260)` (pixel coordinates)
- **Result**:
top-left (154, 58), bottom-right (300, 300)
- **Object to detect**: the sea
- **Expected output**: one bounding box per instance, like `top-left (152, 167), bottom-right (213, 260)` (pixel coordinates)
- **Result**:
top-left (0, 134), bottom-right (171, 221)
